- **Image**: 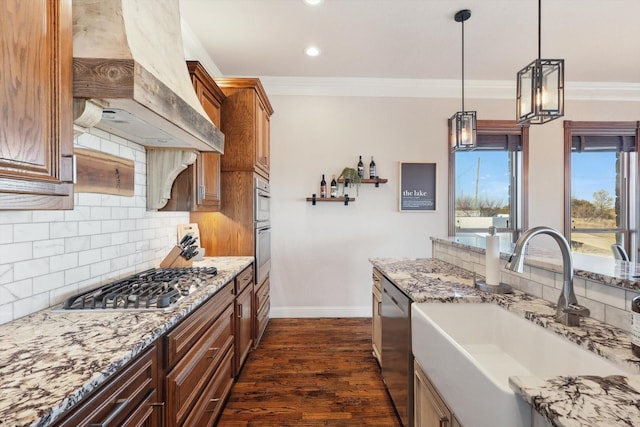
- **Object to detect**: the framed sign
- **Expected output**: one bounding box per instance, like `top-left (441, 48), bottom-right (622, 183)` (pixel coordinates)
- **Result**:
top-left (399, 162), bottom-right (436, 211)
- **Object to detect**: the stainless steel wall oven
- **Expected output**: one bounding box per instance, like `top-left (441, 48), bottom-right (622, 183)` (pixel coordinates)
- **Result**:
top-left (255, 177), bottom-right (271, 285)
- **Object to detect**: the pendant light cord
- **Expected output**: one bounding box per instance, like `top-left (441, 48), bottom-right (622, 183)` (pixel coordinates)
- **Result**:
top-left (461, 15), bottom-right (465, 112)
top-left (537, 0), bottom-right (541, 60)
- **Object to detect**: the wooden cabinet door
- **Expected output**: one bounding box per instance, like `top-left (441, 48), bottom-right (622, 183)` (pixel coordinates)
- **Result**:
top-left (255, 98), bottom-right (270, 178)
top-left (372, 284), bottom-right (382, 365)
top-left (414, 362), bottom-right (452, 427)
top-left (0, 0), bottom-right (74, 210)
top-left (235, 283), bottom-right (254, 376)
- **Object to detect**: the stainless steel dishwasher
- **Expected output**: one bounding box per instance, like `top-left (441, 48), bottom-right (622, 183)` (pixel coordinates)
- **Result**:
top-left (381, 275), bottom-right (413, 427)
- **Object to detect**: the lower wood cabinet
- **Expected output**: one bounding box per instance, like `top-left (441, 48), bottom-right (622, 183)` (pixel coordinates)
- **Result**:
top-left (234, 265), bottom-right (254, 377)
top-left (414, 360), bottom-right (462, 427)
top-left (372, 269), bottom-right (382, 365)
top-left (54, 345), bottom-right (162, 427)
top-left (165, 281), bottom-right (235, 427)
top-left (254, 275), bottom-right (270, 345)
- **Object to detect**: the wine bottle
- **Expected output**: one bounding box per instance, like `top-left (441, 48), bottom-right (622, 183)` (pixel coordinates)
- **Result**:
top-left (632, 295), bottom-right (640, 357)
top-left (320, 174), bottom-right (327, 198)
top-left (357, 156), bottom-right (364, 178)
top-left (369, 156), bottom-right (377, 179)
top-left (330, 175), bottom-right (337, 198)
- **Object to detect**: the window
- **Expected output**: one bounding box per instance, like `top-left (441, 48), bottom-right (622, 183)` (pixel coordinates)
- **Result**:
top-left (564, 121), bottom-right (639, 260)
top-left (448, 120), bottom-right (529, 243)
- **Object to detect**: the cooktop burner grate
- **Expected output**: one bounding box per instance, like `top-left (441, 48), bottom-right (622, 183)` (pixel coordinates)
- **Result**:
top-left (61, 267), bottom-right (217, 310)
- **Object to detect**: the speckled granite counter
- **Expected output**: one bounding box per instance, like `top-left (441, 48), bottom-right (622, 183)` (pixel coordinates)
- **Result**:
top-left (370, 257), bottom-right (640, 427)
top-left (0, 256), bottom-right (253, 427)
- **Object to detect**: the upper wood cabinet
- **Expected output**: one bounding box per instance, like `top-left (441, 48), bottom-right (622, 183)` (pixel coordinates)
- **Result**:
top-left (0, 0), bottom-right (74, 210)
top-left (160, 62), bottom-right (225, 212)
top-left (214, 78), bottom-right (274, 179)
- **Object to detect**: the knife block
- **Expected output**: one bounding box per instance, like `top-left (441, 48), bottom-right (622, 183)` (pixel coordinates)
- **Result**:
top-left (160, 246), bottom-right (193, 268)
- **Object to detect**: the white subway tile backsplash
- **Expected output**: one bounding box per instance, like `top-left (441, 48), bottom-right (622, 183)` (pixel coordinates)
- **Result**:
top-left (0, 211), bottom-right (33, 224)
top-left (101, 220), bottom-right (121, 233)
top-left (78, 220), bottom-right (102, 236)
top-left (13, 257), bottom-right (50, 280)
top-left (90, 234), bottom-right (112, 249)
top-left (0, 242), bottom-right (33, 264)
top-left (90, 206), bottom-right (112, 220)
top-left (101, 245), bottom-right (120, 260)
top-left (65, 236), bottom-right (91, 253)
top-left (78, 248), bottom-right (101, 266)
top-left (14, 292), bottom-right (49, 318)
top-left (32, 211), bottom-right (65, 223)
top-left (0, 303), bottom-right (13, 324)
top-left (14, 223), bottom-right (49, 242)
top-left (33, 272), bottom-right (65, 294)
top-left (33, 239), bottom-right (65, 258)
top-left (76, 130), bottom-right (102, 150)
top-left (64, 265), bottom-right (91, 285)
top-left (580, 297), bottom-right (606, 322)
top-left (50, 222), bottom-right (79, 239)
top-left (605, 305), bottom-right (632, 332)
top-left (77, 192), bottom-right (106, 207)
top-left (4, 278), bottom-right (33, 301)
top-left (64, 206), bottom-right (91, 222)
top-left (0, 265), bottom-right (12, 285)
top-left (48, 253), bottom-right (77, 274)
top-left (90, 260), bottom-right (112, 278)
top-left (0, 224), bottom-right (12, 244)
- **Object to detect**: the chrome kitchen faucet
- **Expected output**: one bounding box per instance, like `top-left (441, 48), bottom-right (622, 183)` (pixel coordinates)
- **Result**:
top-left (505, 226), bottom-right (590, 327)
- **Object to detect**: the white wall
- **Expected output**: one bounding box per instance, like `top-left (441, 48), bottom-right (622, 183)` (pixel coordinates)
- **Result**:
top-left (268, 93), bottom-right (640, 317)
top-left (0, 129), bottom-right (189, 325)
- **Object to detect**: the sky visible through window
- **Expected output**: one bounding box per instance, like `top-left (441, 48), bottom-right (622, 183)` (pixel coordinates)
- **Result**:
top-left (456, 151), bottom-right (616, 204)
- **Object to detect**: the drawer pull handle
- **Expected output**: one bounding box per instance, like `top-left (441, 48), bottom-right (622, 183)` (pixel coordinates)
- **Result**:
top-left (208, 347), bottom-right (221, 359)
top-left (89, 398), bottom-right (129, 427)
top-left (237, 304), bottom-right (243, 318)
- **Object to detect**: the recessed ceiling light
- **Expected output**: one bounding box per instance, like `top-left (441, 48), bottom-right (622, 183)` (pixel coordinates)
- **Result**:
top-left (303, 0), bottom-right (323, 5)
top-left (305, 46), bottom-right (321, 57)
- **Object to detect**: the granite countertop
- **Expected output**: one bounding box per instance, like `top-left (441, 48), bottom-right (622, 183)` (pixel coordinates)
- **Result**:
top-left (0, 256), bottom-right (253, 427)
top-left (370, 257), bottom-right (640, 427)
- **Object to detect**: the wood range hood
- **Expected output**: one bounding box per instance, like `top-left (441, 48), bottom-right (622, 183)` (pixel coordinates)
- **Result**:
top-left (72, 0), bottom-right (224, 209)
top-left (72, 0), bottom-right (224, 153)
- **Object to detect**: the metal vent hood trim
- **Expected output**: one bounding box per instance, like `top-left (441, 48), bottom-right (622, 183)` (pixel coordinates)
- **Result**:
top-left (72, 0), bottom-right (223, 153)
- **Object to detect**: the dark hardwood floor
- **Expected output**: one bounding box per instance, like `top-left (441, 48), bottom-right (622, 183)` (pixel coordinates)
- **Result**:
top-left (217, 318), bottom-right (401, 426)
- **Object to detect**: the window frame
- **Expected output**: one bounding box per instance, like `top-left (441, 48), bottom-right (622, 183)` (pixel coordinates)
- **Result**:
top-left (563, 120), bottom-right (640, 261)
top-left (448, 120), bottom-right (530, 243)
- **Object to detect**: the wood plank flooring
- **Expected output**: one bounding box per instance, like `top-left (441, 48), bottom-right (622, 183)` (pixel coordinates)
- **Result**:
top-left (217, 318), bottom-right (402, 427)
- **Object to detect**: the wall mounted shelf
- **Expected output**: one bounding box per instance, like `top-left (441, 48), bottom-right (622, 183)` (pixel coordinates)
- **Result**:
top-left (337, 177), bottom-right (388, 187)
top-left (306, 195), bottom-right (355, 206)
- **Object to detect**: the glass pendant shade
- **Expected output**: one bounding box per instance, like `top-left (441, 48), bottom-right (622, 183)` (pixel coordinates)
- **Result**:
top-left (450, 111), bottom-right (477, 151)
top-left (516, 58), bottom-right (564, 125)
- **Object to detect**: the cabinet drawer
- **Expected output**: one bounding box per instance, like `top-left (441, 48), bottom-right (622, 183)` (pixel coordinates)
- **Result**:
top-left (255, 276), bottom-right (270, 310)
top-left (182, 347), bottom-right (234, 427)
top-left (372, 269), bottom-right (382, 292)
top-left (55, 345), bottom-right (158, 427)
top-left (166, 304), bottom-right (234, 427)
top-left (165, 282), bottom-right (234, 367)
top-left (235, 264), bottom-right (253, 294)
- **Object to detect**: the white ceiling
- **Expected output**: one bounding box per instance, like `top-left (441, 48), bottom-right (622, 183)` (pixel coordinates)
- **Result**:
top-left (179, 0), bottom-right (640, 84)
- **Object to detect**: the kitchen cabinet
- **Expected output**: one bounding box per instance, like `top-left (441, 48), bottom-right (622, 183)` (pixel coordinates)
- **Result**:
top-left (214, 78), bottom-right (274, 179)
top-left (372, 269), bottom-right (382, 365)
top-left (0, 0), bottom-right (74, 210)
top-left (234, 264), bottom-right (255, 376)
top-left (54, 344), bottom-right (162, 427)
top-left (161, 61), bottom-right (225, 212)
top-left (254, 275), bottom-right (270, 345)
top-left (414, 360), bottom-right (462, 427)
top-left (165, 280), bottom-right (235, 427)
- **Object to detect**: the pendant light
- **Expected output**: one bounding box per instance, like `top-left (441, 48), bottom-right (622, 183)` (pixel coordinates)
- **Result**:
top-left (516, 0), bottom-right (564, 125)
top-left (450, 9), bottom-right (477, 152)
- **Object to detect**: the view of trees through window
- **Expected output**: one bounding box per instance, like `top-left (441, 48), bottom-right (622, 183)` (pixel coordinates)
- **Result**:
top-left (570, 151), bottom-right (620, 256)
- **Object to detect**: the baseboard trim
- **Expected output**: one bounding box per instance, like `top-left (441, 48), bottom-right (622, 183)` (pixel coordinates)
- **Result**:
top-left (270, 306), bottom-right (371, 318)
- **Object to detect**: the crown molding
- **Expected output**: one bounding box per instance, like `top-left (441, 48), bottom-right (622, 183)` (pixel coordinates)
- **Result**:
top-left (257, 76), bottom-right (640, 102)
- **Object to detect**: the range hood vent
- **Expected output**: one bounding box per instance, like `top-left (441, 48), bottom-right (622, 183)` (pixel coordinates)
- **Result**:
top-left (72, 0), bottom-right (223, 153)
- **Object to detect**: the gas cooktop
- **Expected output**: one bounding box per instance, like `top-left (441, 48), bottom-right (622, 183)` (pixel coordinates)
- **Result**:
top-left (60, 267), bottom-right (218, 310)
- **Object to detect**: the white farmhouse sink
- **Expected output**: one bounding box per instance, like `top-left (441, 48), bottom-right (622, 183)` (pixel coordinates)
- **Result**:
top-left (411, 302), bottom-right (633, 427)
